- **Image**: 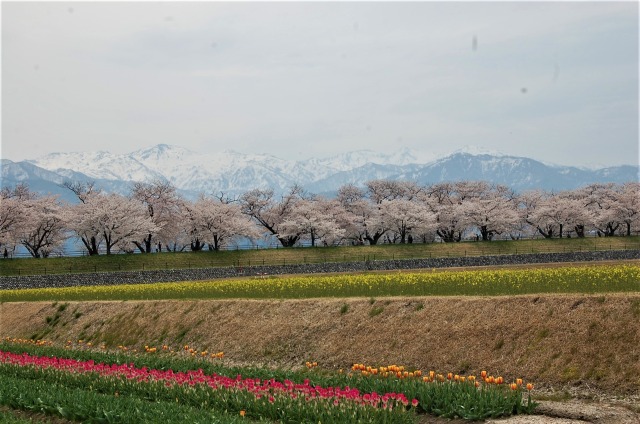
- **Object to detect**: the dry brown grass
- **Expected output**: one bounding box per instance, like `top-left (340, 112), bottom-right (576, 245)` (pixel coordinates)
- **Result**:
top-left (2, 293), bottom-right (639, 396)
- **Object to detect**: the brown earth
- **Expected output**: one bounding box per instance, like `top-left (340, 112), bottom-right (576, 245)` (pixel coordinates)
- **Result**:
top-left (1, 294), bottom-right (639, 423)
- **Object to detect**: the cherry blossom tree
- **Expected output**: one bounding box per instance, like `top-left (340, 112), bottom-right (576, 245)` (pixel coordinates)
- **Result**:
top-left (463, 184), bottom-right (520, 241)
top-left (65, 191), bottom-right (103, 255)
top-left (581, 183), bottom-right (621, 237)
top-left (366, 180), bottom-right (422, 204)
top-left (131, 180), bottom-right (184, 253)
top-left (379, 198), bottom-right (435, 244)
top-left (278, 197), bottom-right (346, 247)
top-left (424, 183), bottom-right (470, 242)
top-left (15, 194), bottom-right (67, 258)
top-left (618, 182), bottom-right (640, 236)
top-left (336, 184), bottom-right (369, 245)
top-left (239, 185), bottom-right (310, 247)
top-left (0, 184), bottom-right (35, 256)
top-left (187, 195), bottom-right (260, 251)
top-left (66, 192), bottom-right (157, 255)
top-left (519, 190), bottom-right (558, 238)
top-left (100, 193), bottom-right (158, 254)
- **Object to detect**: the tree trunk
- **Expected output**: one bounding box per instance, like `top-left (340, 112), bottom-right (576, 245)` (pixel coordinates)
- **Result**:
top-left (208, 235), bottom-right (221, 251)
top-left (364, 230), bottom-right (384, 245)
top-left (536, 226), bottom-right (553, 239)
top-left (310, 230), bottom-right (316, 247)
top-left (278, 235), bottom-right (299, 247)
top-left (81, 236), bottom-right (100, 255)
top-left (144, 234), bottom-right (152, 253)
top-left (437, 228), bottom-right (460, 243)
top-left (191, 238), bottom-right (204, 251)
top-left (480, 225), bottom-right (494, 241)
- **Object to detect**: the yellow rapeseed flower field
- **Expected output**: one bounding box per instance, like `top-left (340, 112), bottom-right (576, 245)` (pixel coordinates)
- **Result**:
top-left (1, 264), bottom-right (638, 302)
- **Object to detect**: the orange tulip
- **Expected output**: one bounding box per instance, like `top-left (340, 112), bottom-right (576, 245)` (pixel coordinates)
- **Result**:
top-left (510, 383), bottom-right (518, 391)
top-left (526, 383), bottom-right (534, 391)
top-left (480, 370), bottom-right (487, 379)
top-left (516, 378), bottom-right (523, 386)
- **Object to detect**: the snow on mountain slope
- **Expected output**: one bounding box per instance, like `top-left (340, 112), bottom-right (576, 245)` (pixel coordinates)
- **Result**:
top-left (26, 144), bottom-right (423, 195)
top-left (28, 151), bottom-right (163, 182)
top-left (12, 144), bottom-right (638, 197)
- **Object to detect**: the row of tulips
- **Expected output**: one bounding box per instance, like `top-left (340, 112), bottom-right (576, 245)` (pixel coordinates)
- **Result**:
top-left (351, 363), bottom-right (534, 391)
top-left (0, 372), bottom-right (247, 424)
top-left (0, 338), bottom-right (538, 420)
top-left (0, 350), bottom-right (417, 423)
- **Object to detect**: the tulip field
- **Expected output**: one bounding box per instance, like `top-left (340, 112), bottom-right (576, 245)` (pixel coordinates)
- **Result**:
top-left (0, 337), bottom-right (537, 423)
top-left (2, 263), bottom-right (638, 422)
top-left (1, 264), bottom-right (638, 302)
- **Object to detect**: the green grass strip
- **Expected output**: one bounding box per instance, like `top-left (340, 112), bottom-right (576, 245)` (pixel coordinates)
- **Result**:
top-left (2, 265), bottom-right (638, 302)
top-left (2, 237), bottom-right (638, 277)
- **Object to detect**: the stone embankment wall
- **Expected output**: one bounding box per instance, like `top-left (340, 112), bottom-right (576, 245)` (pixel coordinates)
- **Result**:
top-left (1, 250), bottom-right (638, 291)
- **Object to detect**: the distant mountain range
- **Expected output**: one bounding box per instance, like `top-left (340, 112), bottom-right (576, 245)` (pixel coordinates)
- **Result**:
top-left (1, 144), bottom-right (637, 202)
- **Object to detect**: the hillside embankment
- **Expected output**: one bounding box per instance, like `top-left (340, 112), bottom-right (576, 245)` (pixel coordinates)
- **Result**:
top-left (2, 294), bottom-right (639, 398)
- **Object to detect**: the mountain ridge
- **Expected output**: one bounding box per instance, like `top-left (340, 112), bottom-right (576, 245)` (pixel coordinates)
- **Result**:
top-left (2, 145), bottom-right (637, 200)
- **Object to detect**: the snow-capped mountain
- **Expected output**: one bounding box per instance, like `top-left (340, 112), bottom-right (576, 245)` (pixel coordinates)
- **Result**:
top-left (2, 144), bottom-right (637, 200)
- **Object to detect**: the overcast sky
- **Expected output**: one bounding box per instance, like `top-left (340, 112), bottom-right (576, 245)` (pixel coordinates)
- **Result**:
top-left (2, 1), bottom-right (638, 168)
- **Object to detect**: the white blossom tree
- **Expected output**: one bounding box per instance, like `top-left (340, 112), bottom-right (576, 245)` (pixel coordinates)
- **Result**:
top-left (0, 184), bottom-right (35, 256)
top-left (379, 198), bottom-right (435, 244)
top-left (15, 194), bottom-right (67, 258)
top-left (278, 197), bottom-right (346, 247)
top-left (239, 185), bottom-right (310, 247)
top-left (424, 182), bottom-right (471, 242)
top-left (65, 191), bottom-right (104, 255)
top-left (67, 192), bottom-right (157, 255)
top-left (618, 182), bottom-right (640, 236)
top-left (131, 180), bottom-right (184, 253)
top-left (463, 184), bottom-right (520, 241)
top-left (519, 190), bottom-right (558, 238)
top-left (581, 183), bottom-right (622, 237)
top-left (187, 195), bottom-right (260, 251)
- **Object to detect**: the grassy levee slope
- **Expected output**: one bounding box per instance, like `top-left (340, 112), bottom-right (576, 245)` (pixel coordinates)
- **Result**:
top-left (2, 236), bottom-right (639, 276)
top-left (2, 294), bottom-right (639, 394)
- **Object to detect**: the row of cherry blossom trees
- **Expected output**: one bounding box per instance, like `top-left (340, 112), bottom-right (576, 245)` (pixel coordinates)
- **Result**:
top-left (1, 180), bottom-right (638, 257)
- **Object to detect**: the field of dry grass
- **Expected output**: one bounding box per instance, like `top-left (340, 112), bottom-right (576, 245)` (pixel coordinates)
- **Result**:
top-left (2, 293), bottom-right (639, 396)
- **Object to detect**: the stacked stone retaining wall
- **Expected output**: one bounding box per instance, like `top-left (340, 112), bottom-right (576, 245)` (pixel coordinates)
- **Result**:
top-left (1, 250), bottom-right (638, 291)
